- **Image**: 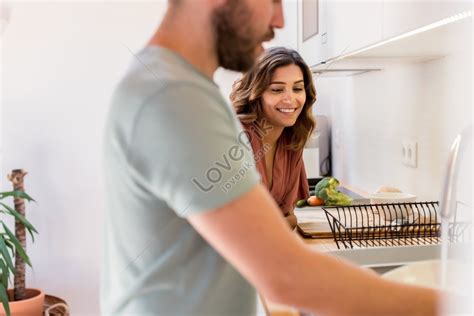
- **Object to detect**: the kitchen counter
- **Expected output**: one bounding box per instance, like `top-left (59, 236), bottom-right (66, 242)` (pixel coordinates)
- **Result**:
top-left (261, 184), bottom-right (442, 315)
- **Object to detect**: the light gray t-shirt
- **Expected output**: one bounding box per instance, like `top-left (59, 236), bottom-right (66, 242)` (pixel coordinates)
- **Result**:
top-left (101, 47), bottom-right (261, 315)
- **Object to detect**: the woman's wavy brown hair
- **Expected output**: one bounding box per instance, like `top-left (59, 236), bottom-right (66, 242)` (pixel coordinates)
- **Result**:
top-left (230, 47), bottom-right (316, 151)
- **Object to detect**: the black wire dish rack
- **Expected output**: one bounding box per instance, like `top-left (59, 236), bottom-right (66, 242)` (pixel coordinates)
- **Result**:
top-left (323, 201), bottom-right (448, 249)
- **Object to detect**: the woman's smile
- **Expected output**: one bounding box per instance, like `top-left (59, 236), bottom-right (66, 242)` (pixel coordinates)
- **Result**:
top-left (277, 107), bottom-right (298, 113)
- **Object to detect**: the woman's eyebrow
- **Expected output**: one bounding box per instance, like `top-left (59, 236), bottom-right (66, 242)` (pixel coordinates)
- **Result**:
top-left (269, 79), bottom-right (304, 85)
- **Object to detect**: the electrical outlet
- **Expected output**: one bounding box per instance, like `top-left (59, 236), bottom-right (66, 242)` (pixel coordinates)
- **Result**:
top-left (402, 142), bottom-right (408, 165)
top-left (402, 140), bottom-right (417, 168)
top-left (407, 141), bottom-right (418, 167)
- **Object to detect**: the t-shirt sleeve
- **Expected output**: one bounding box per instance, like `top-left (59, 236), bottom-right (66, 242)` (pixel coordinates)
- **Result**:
top-left (126, 83), bottom-right (261, 217)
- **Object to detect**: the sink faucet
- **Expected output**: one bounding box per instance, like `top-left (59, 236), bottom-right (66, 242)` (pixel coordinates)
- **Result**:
top-left (438, 124), bottom-right (472, 316)
top-left (439, 125), bottom-right (472, 220)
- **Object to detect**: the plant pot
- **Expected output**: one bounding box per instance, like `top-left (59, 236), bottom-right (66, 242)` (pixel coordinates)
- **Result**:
top-left (0, 288), bottom-right (45, 316)
top-left (43, 294), bottom-right (69, 316)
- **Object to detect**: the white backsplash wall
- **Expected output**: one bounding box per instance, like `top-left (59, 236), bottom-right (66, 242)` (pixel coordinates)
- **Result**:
top-left (314, 34), bottom-right (472, 201)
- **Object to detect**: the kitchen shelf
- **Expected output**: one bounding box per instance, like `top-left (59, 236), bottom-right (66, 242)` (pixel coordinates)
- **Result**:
top-left (313, 10), bottom-right (472, 77)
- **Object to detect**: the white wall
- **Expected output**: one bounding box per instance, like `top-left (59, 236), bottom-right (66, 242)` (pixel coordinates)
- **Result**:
top-left (1, 2), bottom-right (166, 314)
top-left (314, 20), bottom-right (472, 202)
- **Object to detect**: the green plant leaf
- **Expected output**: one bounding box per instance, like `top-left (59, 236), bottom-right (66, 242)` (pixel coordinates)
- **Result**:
top-left (2, 225), bottom-right (31, 267)
top-left (0, 282), bottom-right (10, 316)
top-left (0, 191), bottom-right (35, 202)
top-left (0, 237), bottom-right (15, 274)
top-left (26, 227), bottom-right (35, 243)
top-left (0, 260), bottom-right (9, 289)
top-left (3, 241), bottom-right (14, 255)
top-left (0, 202), bottom-right (38, 234)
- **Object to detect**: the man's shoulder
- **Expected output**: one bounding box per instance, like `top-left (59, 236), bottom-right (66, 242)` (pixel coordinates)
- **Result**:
top-left (110, 67), bottom-right (226, 123)
top-left (115, 48), bottom-right (225, 114)
top-left (123, 46), bottom-right (219, 95)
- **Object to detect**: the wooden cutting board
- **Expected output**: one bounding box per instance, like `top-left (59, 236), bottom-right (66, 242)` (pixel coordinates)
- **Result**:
top-left (297, 221), bottom-right (334, 239)
top-left (295, 208), bottom-right (334, 239)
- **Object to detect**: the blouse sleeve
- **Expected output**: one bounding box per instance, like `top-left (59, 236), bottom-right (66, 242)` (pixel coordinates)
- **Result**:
top-left (279, 152), bottom-right (310, 215)
top-left (298, 159), bottom-right (310, 200)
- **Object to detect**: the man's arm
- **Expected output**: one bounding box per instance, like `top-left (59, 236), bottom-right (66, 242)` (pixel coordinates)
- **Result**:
top-left (189, 184), bottom-right (439, 316)
top-left (284, 209), bottom-right (298, 230)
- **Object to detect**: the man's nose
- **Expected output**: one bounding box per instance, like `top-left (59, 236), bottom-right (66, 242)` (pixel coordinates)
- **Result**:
top-left (271, 1), bottom-right (285, 29)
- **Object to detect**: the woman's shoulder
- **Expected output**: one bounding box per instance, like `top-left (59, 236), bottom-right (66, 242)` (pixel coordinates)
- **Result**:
top-left (240, 120), bottom-right (262, 136)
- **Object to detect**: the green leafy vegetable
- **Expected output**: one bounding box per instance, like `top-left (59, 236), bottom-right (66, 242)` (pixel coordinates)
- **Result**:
top-left (314, 177), bottom-right (352, 206)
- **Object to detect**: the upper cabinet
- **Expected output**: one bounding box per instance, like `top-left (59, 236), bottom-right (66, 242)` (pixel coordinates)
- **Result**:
top-left (296, 0), bottom-right (473, 70)
top-left (297, 0), bottom-right (328, 67)
top-left (326, 1), bottom-right (383, 61)
top-left (383, 1), bottom-right (472, 39)
top-left (296, 0), bottom-right (383, 66)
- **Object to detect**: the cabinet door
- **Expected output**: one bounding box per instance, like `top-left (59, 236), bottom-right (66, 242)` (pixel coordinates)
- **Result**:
top-left (382, 0), bottom-right (472, 39)
top-left (297, 0), bottom-right (328, 67)
top-left (326, 1), bottom-right (383, 60)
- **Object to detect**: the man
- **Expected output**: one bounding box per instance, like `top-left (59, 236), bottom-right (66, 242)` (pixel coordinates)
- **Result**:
top-left (102, 0), bottom-right (439, 315)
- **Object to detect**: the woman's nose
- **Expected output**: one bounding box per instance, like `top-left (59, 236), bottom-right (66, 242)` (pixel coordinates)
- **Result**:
top-left (282, 92), bottom-right (293, 104)
top-left (283, 91), bottom-right (293, 102)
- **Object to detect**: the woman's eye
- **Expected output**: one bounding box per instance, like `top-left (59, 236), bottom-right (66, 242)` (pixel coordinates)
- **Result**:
top-left (293, 87), bottom-right (304, 92)
top-left (271, 88), bottom-right (283, 93)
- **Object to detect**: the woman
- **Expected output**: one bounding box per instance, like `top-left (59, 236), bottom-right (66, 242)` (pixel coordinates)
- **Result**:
top-left (230, 47), bottom-right (316, 229)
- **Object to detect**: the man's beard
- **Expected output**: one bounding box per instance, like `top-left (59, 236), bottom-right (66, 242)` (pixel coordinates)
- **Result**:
top-left (212, 0), bottom-right (274, 72)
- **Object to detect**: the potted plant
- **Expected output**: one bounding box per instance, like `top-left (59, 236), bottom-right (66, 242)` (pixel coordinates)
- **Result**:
top-left (0, 169), bottom-right (43, 316)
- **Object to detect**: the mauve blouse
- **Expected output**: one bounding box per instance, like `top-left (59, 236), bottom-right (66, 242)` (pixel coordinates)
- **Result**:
top-left (242, 122), bottom-right (310, 216)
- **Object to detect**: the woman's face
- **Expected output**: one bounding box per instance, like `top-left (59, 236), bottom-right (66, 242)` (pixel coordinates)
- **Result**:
top-left (261, 64), bottom-right (306, 129)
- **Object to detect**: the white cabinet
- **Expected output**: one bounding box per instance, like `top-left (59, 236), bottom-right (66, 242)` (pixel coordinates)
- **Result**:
top-left (382, 0), bottom-right (472, 39)
top-left (297, 0), bottom-right (328, 67)
top-left (326, 1), bottom-right (383, 60)
top-left (299, 0), bottom-right (471, 67)
top-left (297, 0), bottom-right (383, 65)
